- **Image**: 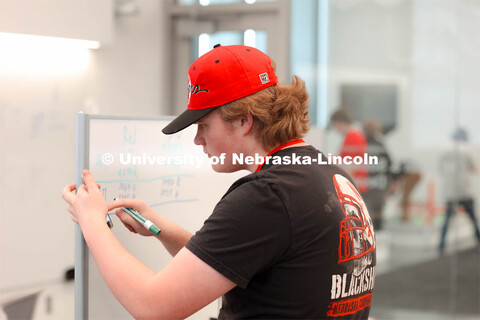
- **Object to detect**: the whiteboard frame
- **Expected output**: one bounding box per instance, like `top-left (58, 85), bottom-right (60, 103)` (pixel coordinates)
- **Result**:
top-left (74, 113), bottom-right (175, 320)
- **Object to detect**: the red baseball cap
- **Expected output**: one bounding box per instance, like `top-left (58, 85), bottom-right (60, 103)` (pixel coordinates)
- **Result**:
top-left (162, 44), bottom-right (278, 134)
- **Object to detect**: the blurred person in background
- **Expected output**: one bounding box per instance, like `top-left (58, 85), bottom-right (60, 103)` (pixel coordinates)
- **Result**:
top-left (362, 119), bottom-right (392, 230)
top-left (439, 127), bottom-right (480, 252)
top-left (330, 108), bottom-right (369, 193)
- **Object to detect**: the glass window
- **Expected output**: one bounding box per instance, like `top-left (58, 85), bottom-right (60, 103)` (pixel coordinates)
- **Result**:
top-left (193, 30), bottom-right (267, 60)
top-left (295, 1), bottom-right (480, 319)
top-left (176, 0), bottom-right (277, 6)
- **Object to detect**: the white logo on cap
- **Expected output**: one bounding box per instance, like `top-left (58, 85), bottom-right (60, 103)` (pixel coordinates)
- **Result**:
top-left (187, 75), bottom-right (209, 105)
top-left (188, 76), bottom-right (192, 104)
top-left (259, 72), bottom-right (270, 84)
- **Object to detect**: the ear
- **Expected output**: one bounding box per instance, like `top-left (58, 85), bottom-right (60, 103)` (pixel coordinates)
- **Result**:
top-left (238, 113), bottom-right (254, 136)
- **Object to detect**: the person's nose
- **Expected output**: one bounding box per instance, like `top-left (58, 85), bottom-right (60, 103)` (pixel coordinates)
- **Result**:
top-left (194, 125), bottom-right (205, 146)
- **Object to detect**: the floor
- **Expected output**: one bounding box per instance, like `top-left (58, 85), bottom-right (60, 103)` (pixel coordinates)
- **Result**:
top-left (2, 209), bottom-right (479, 320)
top-left (370, 210), bottom-right (480, 320)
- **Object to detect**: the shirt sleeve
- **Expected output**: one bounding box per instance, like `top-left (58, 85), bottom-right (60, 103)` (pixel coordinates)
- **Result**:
top-left (186, 178), bottom-right (291, 289)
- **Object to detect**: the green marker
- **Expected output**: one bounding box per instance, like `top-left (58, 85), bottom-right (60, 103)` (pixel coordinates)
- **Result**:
top-left (113, 198), bottom-right (161, 236)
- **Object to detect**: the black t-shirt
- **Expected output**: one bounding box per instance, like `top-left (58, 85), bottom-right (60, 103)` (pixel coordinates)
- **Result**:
top-left (365, 136), bottom-right (392, 192)
top-left (186, 146), bottom-right (376, 319)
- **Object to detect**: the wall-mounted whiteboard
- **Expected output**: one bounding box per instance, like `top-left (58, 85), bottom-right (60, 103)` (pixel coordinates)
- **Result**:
top-left (76, 114), bottom-right (245, 319)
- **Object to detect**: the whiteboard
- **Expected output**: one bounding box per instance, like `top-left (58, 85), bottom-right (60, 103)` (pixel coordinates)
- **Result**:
top-left (78, 114), bottom-right (245, 319)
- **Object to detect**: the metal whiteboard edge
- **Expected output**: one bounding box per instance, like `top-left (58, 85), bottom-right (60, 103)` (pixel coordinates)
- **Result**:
top-left (74, 113), bottom-right (177, 319)
top-left (75, 112), bottom-right (88, 320)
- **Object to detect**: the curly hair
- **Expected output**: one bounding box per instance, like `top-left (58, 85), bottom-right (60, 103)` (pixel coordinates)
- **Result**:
top-left (217, 75), bottom-right (311, 151)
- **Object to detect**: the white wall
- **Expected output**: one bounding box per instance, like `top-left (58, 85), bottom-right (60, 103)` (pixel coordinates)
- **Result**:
top-left (85, 0), bottom-right (169, 116)
top-left (0, 0), bottom-right (113, 44)
top-left (408, 0), bottom-right (480, 204)
top-left (0, 0), bottom-right (168, 297)
top-left (329, 0), bottom-right (411, 74)
top-left (326, 0), bottom-right (412, 159)
top-left (324, 0), bottom-right (480, 206)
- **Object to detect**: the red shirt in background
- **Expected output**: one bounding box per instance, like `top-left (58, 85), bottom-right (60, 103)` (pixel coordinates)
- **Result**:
top-left (339, 129), bottom-right (369, 193)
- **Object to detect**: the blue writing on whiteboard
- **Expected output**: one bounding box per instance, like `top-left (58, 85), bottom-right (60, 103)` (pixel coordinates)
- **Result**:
top-left (123, 126), bottom-right (136, 145)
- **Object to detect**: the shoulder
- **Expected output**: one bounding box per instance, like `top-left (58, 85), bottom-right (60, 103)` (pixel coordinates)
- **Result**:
top-left (194, 173), bottom-right (291, 244)
top-left (219, 171), bottom-right (287, 213)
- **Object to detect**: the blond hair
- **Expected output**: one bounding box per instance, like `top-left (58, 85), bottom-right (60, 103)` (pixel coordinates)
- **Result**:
top-left (218, 75), bottom-right (310, 151)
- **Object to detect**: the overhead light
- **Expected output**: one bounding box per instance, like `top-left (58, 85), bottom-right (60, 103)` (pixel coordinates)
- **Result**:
top-left (0, 32), bottom-right (100, 49)
top-left (198, 33), bottom-right (210, 57)
top-left (244, 29), bottom-right (256, 47)
top-left (0, 32), bottom-right (96, 75)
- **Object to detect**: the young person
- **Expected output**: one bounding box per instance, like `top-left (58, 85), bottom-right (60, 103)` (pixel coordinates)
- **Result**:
top-left (362, 119), bottom-right (392, 230)
top-left (63, 45), bottom-right (376, 319)
top-left (330, 109), bottom-right (369, 193)
top-left (439, 128), bottom-right (480, 252)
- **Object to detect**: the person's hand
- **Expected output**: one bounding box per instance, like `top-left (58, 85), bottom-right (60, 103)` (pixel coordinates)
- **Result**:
top-left (62, 170), bottom-right (108, 227)
top-left (108, 198), bottom-right (158, 237)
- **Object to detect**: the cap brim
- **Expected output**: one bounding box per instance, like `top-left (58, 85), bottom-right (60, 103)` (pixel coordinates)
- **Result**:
top-left (162, 107), bottom-right (216, 135)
